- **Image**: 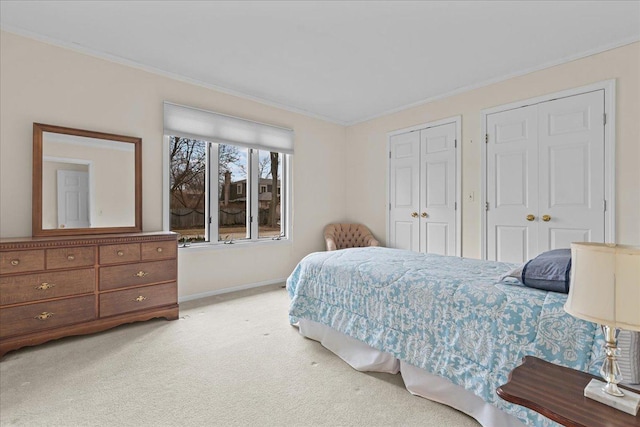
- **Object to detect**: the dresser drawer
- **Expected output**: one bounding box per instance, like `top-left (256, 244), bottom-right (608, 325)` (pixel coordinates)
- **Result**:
top-left (47, 246), bottom-right (95, 269)
top-left (141, 240), bottom-right (177, 261)
top-left (99, 260), bottom-right (177, 291)
top-left (0, 269), bottom-right (95, 306)
top-left (99, 243), bottom-right (140, 264)
top-left (0, 295), bottom-right (96, 338)
top-left (0, 250), bottom-right (45, 275)
top-left (100, 282), bottom-right (177, 318)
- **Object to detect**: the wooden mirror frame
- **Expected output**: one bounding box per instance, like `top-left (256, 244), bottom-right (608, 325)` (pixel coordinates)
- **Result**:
top-left (32, 123), bottom-right (142, 237)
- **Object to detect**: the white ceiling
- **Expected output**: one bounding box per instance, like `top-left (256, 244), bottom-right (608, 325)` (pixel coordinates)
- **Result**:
top-left (1, 1), bottom-right (639, 125)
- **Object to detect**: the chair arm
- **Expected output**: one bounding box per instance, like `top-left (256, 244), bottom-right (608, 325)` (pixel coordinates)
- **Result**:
top-left (365, 236), bottom-right (380, 247)
top-left (325, 236), bottom-right (338, 251)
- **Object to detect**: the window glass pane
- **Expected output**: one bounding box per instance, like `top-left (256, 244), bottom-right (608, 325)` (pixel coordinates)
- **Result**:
top-left (169, 136), bottom-right (208, 244)
top-left (258, 150), bottom-right (282, 239)
top-left (219, 144), bottom-right (248, 242)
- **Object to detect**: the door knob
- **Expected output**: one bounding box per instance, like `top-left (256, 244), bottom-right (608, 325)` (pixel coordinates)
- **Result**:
top-left (421, 212), bottom-right (428, 218)
top-left (542, 215), bottom-right (551, 222)
top-left (526, 214), bottom-right (535, 222)
top-left (411, 212), bottom-right (418, 218)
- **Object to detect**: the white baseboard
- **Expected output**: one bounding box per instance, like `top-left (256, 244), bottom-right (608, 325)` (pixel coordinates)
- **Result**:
top-left (178, 278), bottom-right (287, 303)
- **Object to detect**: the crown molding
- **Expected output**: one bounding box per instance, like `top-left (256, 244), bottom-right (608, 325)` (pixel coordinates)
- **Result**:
top-left (0, 25), bottom-right (348, 126)
top-left (2, 25), bottom-right (638, 128)
top-left (345, 36), bottom-right (640, 126)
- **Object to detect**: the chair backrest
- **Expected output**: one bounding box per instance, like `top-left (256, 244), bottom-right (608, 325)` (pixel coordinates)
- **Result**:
top-left (324, 223), bottom-right (377, 250)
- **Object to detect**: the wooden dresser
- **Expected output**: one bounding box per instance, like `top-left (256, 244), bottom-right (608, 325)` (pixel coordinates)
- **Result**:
top-left (0, 232), bottom-right (178, 358)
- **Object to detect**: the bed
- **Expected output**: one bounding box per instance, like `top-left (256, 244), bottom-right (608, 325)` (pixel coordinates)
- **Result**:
top-left (286, 247), bottom-right (606, 427)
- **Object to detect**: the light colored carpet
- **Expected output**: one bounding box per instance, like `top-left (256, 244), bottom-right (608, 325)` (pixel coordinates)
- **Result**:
top-left (0, 284), bottom-right (479, 427)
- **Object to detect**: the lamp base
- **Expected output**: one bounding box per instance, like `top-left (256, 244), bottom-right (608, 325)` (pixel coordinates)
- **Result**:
top-left (584, 379), bottom-right (640, 416)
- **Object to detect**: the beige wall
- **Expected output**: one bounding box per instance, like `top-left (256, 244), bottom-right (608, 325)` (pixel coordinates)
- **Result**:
top-left (0, 31), bottom-right (347, 298)
top-left (2, 31), bottom-right (638, 298)
top-left (345, 42), bottom-right (640, 258)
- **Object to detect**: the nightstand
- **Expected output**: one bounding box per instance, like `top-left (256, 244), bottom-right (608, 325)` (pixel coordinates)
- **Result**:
top-left (497, 356), bottom-right (640, 427)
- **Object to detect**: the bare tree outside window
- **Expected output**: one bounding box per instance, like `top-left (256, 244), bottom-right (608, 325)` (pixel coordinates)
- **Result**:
top-left (169, 136), bottom-right (284, 243)
top-left (258, 150), bottom-right (281, 238)
top-left (169, 137), bottom-right (242, 242)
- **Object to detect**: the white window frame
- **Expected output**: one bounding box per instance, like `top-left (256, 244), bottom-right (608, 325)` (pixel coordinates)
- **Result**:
top-left (237, 183), bottom-right (242, 195)
top-left (163, 136), bottom-right (292, 248)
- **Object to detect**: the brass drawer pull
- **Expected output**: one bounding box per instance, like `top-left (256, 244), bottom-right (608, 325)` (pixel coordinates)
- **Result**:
top-left (134, 271), bottom-right (148, 278)
top-left (117, 250), bottom-right (124, 257)
top-left (67, 255), bottom-right (75, 261)
top-left (542, 214), bottom-right (551, 222)
top-left (35, 282), bottom-right (56, 290)
top-left (10, 259), bottom-right (19, 266)
top-left (157, 247), bottom-right (163, 253)
top-left (135, 295), bottom-right (147, 302)
top-left (35, 312), bottom-right (54, 320)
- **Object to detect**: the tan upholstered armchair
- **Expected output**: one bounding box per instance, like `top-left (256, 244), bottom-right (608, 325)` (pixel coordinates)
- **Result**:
top-left (324, 223), bottom-right (380, 251)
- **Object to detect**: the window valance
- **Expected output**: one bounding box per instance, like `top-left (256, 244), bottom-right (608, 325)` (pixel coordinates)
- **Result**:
top-left (163, 102), bottom-right (294, 154)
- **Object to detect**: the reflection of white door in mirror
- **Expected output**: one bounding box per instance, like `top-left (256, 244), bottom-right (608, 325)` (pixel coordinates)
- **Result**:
top-left (57, 169), bottom-right (90, 229)
top-left (41, 131), bottom-right (136, 230)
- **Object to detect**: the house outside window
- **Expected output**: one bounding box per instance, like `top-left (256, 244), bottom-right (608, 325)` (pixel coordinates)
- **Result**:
top-left (163, 102), bottom-right (293, 247)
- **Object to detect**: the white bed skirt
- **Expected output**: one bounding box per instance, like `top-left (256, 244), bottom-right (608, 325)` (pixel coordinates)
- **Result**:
top-left (298, 319), bottom-right (525, 427)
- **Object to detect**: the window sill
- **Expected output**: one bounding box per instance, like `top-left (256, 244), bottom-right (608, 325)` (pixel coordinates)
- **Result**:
top-left (177, 237), bottom-right (292, 252)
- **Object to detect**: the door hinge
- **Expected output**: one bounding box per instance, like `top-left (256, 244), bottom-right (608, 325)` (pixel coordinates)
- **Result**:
top-left (603, 113), bottom-right (607, 126)
top-left (250, 215), bottom-right (254, 223)
top-left (603, 200), bottom-right (607, 212)
top-left (485, 202), bottom-right (489, 211)
top-left (389, 203), bottom-right (391, 211)
top-left (389, 151), bottom-right (392, 159)
top-left (454, 202), bottom-right (457, 211)
top-left (485, 134), bottom-right (488, 144)
top-left (454, 139), bottom-right (457, 148)
top-left (209, 217), bottom-right (212, 224)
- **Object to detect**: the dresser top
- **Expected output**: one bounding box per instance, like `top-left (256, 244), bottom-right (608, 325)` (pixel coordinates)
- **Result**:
top-left (1, 232), bottom-right (177, 249)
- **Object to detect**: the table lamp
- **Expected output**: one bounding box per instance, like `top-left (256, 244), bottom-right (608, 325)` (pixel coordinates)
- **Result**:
top-left (564, 242), bottom-right (640, 416)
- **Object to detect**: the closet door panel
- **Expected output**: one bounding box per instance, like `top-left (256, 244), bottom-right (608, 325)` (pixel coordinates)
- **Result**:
top-left (486, 106), bottom-right (538, 262)
top-left (389, 132), bottom-right (420, 252)
top-left (419, 123), bottom-right (456, 256)
top-left (537, 90), bottom-right (605, 252)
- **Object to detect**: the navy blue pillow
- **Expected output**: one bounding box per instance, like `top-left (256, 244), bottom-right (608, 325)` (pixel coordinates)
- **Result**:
top-left (521, 249), bottom-right (571, 293)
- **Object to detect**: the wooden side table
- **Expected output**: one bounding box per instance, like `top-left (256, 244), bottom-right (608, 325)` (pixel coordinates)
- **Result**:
top-left (497, 356), bottom-right (640, 427)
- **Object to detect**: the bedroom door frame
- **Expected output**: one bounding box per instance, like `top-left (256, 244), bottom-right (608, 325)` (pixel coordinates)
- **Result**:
top-left (386, 115), bottom-right (462, 257)
top-left (480, 79), bottom-right (616, 260)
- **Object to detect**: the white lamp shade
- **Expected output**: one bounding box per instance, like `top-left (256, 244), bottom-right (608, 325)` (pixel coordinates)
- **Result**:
top-left (565, 243), bottom-right (640, 331)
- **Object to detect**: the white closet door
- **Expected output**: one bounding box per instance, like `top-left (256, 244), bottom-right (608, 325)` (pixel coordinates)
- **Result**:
top-left (419, 123), bottom-right (457, 256)
top-left (486, 106), bottom-right (538, 263)
top-left (537, 90), bottom-right (605, 251)
top-left (389, 131), bottom-right (420, 252)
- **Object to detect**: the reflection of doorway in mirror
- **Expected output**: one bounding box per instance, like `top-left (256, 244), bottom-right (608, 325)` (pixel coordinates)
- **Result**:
top-left (57, 169), bottom-right (90, 229)
top-left (42, 157), bottom-right (93, 229)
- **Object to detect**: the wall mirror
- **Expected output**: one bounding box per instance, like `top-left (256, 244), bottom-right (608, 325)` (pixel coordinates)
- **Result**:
top-left (32, 123), bottom-right (142, 237)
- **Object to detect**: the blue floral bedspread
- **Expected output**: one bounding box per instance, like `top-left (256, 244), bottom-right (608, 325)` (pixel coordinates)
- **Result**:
top-left (287, 247), bottom-right (603, 427)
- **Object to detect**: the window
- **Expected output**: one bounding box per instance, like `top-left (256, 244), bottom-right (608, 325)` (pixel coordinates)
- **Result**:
top-left (163, 102), bottom-right (293, 246)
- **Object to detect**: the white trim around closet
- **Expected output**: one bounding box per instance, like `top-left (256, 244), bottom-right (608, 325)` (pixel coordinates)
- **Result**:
top-left (480, 79), bottom-right (616, 260)
top-left (386, 115), bottom-right (462, 257)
